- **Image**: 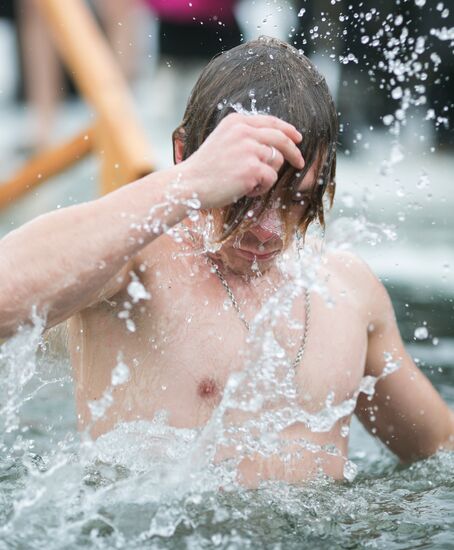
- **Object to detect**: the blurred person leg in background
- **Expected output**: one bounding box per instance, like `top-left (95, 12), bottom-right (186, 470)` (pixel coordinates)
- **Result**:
top-left (143, 0), bottom-right (242, 160)
top-left (17, 0), bottom-right (142, 152)
top-left (0, 0), bottom-right (22, 159)
top-left (0, 0), bottom-right (20, 99)
top-left (18, 0), bottom-right (64, 151)
top-left (94, 0), bottom-right (143, 83)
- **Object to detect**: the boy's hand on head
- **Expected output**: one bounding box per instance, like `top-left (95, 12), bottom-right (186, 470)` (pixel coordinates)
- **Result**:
top-left (179, 113), bottom-right (305, 209)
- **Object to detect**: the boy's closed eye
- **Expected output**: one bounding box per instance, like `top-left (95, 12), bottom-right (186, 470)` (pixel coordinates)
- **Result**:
top-left (291, 191), bottom-right (312, 206)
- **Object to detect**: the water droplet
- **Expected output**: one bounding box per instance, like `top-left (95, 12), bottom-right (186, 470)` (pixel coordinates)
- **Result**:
top-left (111, 358), bottom-right (130, 386)
top-left (126, 319), bottom-right (136, 332)
top-left (391, 86), bottom-right (403, 100)
top-left (414, 326), bottom-right (429, 340)
top-left (340, 425), bottom-right (349, 438)
top-left (417, 171), bottom-right (430, 189)
top-left (343, 460), bottom-right (358, 482)
top-left (186, 197), bottom-right (201, 210)
top-left (430, 52), bottom-right (441, 66)
top-left (127, 279), bottom-right (151, 303)
top-left (341, 193), bottom-right (355, 208)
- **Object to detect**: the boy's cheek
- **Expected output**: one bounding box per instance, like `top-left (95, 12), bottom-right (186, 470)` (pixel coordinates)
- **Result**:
top-left (284, 203), bottom-right (308, 226)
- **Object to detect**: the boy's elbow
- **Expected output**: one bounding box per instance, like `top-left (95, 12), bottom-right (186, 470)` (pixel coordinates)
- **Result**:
top-left (0, 293), bottom-right (35, 340)
top-left (0, 318), bottom-right (20, 341)
top-left (401, 412), bottom-right (454, 462)
top-left (0, 299), bottom-right (23, 339)
top-left (0, 310), bottom-right (46, 341)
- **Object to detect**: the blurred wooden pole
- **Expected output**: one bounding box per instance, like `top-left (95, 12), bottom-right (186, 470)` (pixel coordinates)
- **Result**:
top-left (0, 127), bottom-right (93, 209)
top-left (97, 123), bottom-right (129, 194)
top-left (38, 0), bottom-right (154, 194)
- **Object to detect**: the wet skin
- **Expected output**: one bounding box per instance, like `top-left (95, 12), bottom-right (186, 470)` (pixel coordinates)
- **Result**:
top-left (69, 170), bottom-right (369, 485)
top-left (68, 162), bottom-right (454, 486)
top-left (70, 233), bottom-right (369, 485)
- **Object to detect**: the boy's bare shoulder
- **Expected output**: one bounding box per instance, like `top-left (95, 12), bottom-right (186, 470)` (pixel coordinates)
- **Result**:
top-left (324, 248), bottom-right (375, 282)
top-left (322, 248), bottom-right (389, 314)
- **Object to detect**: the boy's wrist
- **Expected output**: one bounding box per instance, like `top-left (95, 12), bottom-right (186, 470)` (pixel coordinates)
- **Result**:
top-left (164, 162), bottom-right (206, 210)
top-left (130, 164), bottom-right (203, 238)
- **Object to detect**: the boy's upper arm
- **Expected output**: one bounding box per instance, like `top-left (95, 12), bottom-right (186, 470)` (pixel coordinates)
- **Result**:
top-left (355, 271), bottom-right (454, 461)
top-left (86, 259), bottom-right (134, 307)
top-left (82, 240), bottom-right (157, 312)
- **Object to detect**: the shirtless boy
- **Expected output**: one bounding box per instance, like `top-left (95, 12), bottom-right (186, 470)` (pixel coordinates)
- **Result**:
top-left (1, 37), bottom-right (453, 486)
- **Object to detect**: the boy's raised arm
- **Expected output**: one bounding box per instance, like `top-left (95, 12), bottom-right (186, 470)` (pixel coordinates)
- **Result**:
top-left (0, 113), bottom-right (305, 339)
top-left (0, 167), bottom-right (193, 338)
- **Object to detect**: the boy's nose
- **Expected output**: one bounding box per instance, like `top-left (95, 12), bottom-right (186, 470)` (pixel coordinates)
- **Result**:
top-left (249, 225), bottom-right (275, 243)
top-left (250, 208), bottom-right (284, 242)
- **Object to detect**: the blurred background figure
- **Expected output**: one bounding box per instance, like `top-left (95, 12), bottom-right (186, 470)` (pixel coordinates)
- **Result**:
top-left (18, 0), bottom-right (64, 151)
top-left (0, 0), bottom-right (142, 152)
top-left (143, 0), bottom-right (242, 137)
top-left (146, 0), bottom-right (241, 56)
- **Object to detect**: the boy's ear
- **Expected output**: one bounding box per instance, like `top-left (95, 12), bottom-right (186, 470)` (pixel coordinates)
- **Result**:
top-left (172, 127), bottom-right (185, 164)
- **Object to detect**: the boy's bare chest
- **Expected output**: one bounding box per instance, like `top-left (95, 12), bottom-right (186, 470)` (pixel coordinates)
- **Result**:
top-left (74, 264), bottom-right (368, 431)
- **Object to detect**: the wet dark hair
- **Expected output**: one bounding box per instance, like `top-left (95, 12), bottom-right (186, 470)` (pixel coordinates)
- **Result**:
top-left (173, 35), bottom-right (338, 242)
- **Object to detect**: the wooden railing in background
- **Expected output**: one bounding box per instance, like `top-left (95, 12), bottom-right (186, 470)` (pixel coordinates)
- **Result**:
top-left (0, 127), bottom-right (93, 209)
top-left (0, 0), bottom-right (153, 210)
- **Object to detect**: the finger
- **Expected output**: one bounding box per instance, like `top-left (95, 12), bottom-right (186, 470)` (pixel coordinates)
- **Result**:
top-left (258, 143), bottom-right (284, 172)
top-left (254, 128), bottom-right (305, 169)
top-left (246, 164), bottom-right (278, 198)
top-left (230, 113), bottom-right (302, 144)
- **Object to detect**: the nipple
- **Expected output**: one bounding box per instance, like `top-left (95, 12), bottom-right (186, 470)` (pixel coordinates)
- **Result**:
top-left (197, 377), bottom-right (220, 400)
